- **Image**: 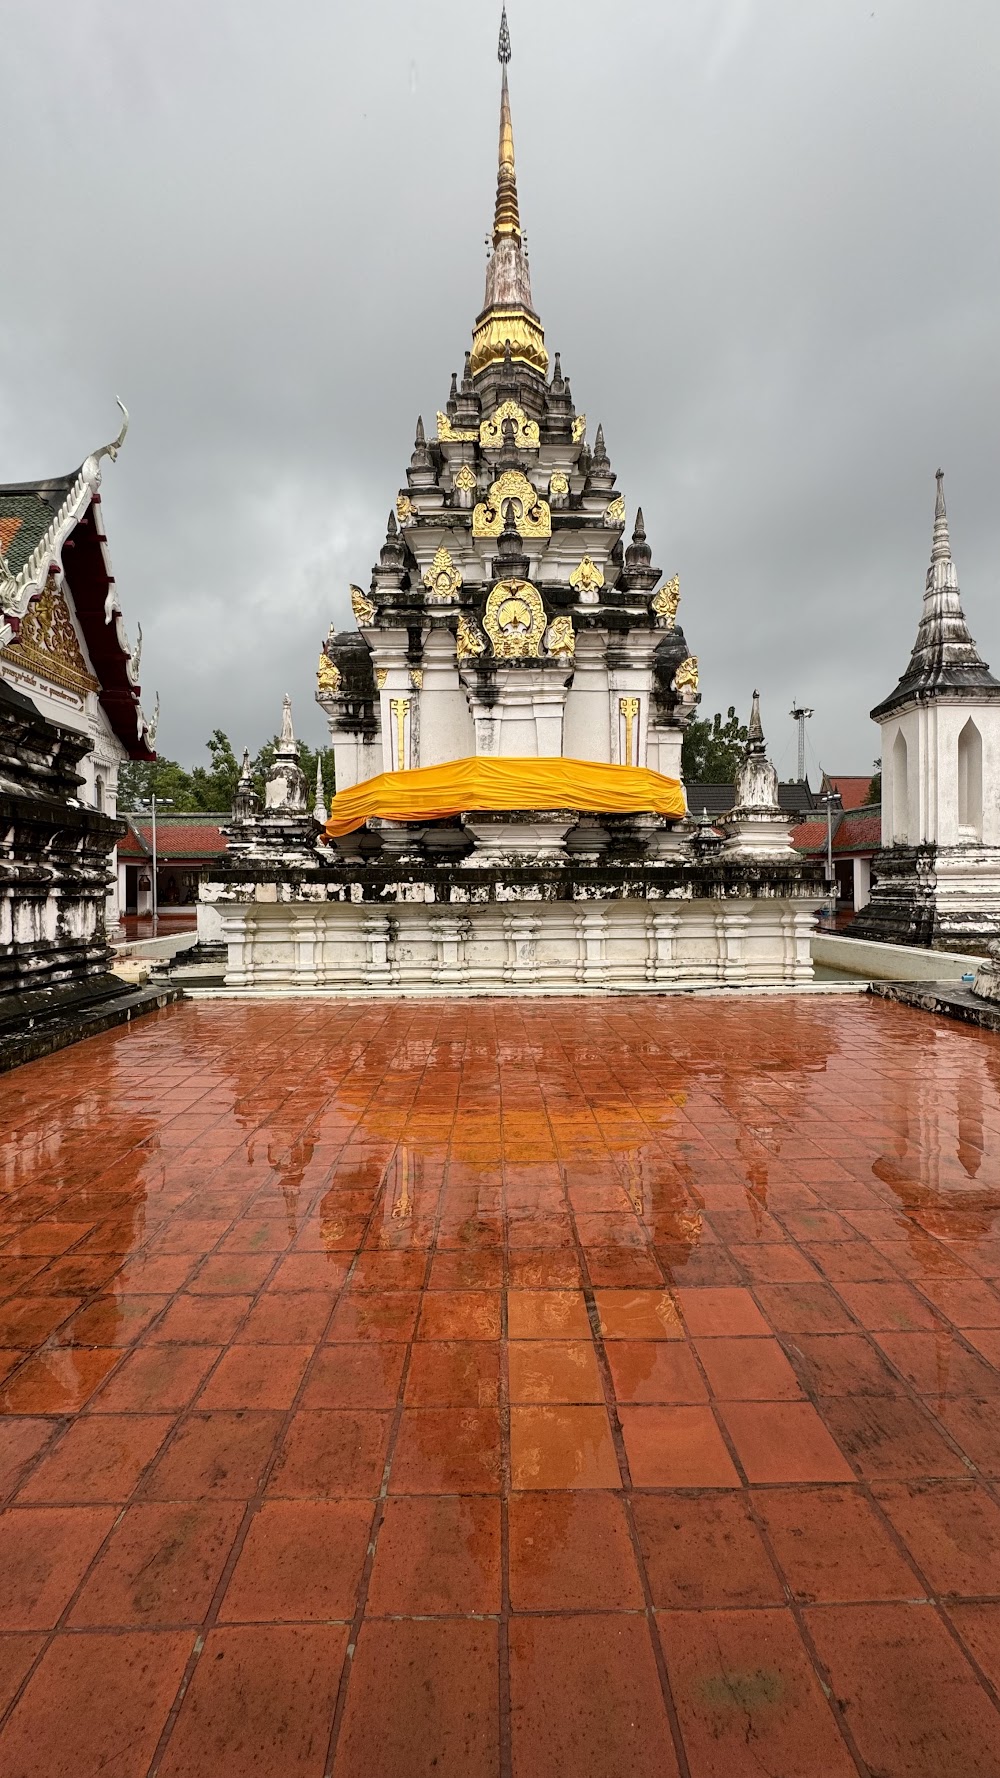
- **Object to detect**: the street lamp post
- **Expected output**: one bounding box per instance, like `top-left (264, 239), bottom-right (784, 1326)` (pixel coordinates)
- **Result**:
top-left (136, 795), bottom-right (174, 930)
top-left (820, 790), bottom-right (838, 928)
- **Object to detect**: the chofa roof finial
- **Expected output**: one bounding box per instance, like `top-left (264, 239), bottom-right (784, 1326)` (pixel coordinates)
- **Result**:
top-left (498, 4), bottom-right (511, 66)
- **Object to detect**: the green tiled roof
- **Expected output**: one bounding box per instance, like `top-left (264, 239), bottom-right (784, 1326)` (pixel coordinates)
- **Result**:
top-left (0, 475), bottom-right (76, 575)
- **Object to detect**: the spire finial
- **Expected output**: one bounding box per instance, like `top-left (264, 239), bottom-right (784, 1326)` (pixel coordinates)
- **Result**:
top-left (492, 11), bottom-right (521, 245)
top-left (747, 690), bottom-right (765, 749)
top-left (313, 755), bottom-right (326, 824)
top-left (498, 5), bottom-right (511, 66)
top-left (931, 467), bottom-right (952, 566)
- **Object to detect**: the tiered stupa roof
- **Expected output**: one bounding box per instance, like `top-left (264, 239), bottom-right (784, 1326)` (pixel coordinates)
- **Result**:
top-left (318, 7), bottom-right (698, 753)
top-left (872, 470), bottom-right (1000, 719)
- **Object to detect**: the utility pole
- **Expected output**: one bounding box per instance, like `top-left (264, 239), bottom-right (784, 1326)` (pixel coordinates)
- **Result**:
top-left (144, 795), bottom-right (174, 930)
top-left (790, 703), bottom-right (814, 784)
top-left (820, 788), bottom-right (838, 928)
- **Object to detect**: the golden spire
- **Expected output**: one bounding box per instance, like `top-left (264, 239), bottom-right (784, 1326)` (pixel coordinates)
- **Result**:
top-left (493, 9), bottom-right (521, 245)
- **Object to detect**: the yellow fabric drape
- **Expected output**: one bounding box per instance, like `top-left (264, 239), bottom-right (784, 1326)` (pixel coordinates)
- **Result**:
top-left (324, 755), bottom-right (686, 838)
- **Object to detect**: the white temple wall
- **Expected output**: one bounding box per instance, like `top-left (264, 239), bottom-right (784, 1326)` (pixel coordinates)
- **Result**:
top-left (880, 703), bottom-right (1000, 847)
top-left (329, 731), bottom-right (383, 792)
top-left (562, 640), bottom-right (611, 763)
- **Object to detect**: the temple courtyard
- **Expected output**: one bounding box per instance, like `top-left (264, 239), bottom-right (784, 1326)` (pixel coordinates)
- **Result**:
top-left (2, 994), bottom-right (1000, 1777)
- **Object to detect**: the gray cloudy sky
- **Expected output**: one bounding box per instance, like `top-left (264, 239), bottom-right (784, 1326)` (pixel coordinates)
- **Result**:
top-left (3, 0), bottom-right (998, 779)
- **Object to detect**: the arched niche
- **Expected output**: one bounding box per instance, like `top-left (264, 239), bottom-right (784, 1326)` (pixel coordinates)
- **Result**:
top-left (958, 717), bottom-right (983, 840)
top-left (892, 729), bottom-right (908, 843)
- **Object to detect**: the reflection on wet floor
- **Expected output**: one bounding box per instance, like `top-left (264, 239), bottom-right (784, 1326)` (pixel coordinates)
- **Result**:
top-left (2, 996), bottom-right (1000, 1776)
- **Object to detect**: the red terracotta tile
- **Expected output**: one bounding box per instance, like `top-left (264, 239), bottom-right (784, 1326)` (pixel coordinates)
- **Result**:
top-left (69, 1500), bottom-right (241, 1626)
top-left (605, 1339), bottom-right (707, 1403)
top-left (964, 1326), bottom-right (1000, 1366)
top-left (390, 1406), bottom-right (502, 1493)
top-left (719, 1401), bottom-right (854, 1483)
top-left (404, 1341), bottom-right (500, 1407)
top-left (818, 1394), bottom-right (969, 1479)
top-left (0, 1417), bottom-right (59, 1501)
top-left (510, 1404), bottom-right (618, 1490)
top-left (873, 1329), bottom-right (1000, 1396)
top-left (0, 1296), bottom-right (84, 1347)
top-left (332, 1619), bottom-right (498, 1778)
top-left (427, 1250), bottom-right (504, 1290)
top-left (658, 1607), bottom-right (857, 1778)
top-left (0, 1631), bottom-right (46, 1715)
top-left (593, 1289), bottom-right (683, 1339)
top-left (187, 1253), bottom-right (276, 1295)
top-left (619, 1405), bottom-right (739, 1487)
top-left (301, 1342), bottom-right (407, 1409)
top-left (585, 1245), bottom-right (664, 1287)
top-left (508, 1339), bottom-right (604, 1403)
top-left (933, 1394), bottom-right (1000, 1475)
top-left (195, 1344), bottom-right (311, 1411)
top-left (807, 1602), bottom-right (1000, 1778)
top-left (160, 1624), bottom-right (348, 1778)
top-left (786, 1332), bottom-right (904, 1396)
top-left (873, 1479), bottom-right (1000, 1597)
top-left (634, 1491), bottom-right (783, 1607)
top-left (695, 1336), bottom-right (804, 1400)
top-left (754, 1282), bottom-right (857, 1334)
top-left (90, 1343), bottom-right (220, 1413)
top-left (836, 1280), bottom-right (940, 1331)
top-left (508, 1490), bottom-right (644, 1610)
top-left (0, 1505), bottom-right (116, 1627)
top-left (0, 1347), bottom-right (121, 1414)
top-left (268, 1251), bottom-right (351, 1292)
top-left (948, 1602), bottom-right (1000, 1691)
top-left (0, 1630), bottom-right (191, 1778)
top-left (730, 1243), bottom-right (822, 1283)
top-left (507, 1250), bottom-right (582, 1288)
top-left (509, 1615), bottom-right (678, 1778)
top-left (352, 1250), bottom-right (429, 1290)
top-left (17, 1413), bottom-right (171, 1503)
top-left (143, 1410), bottom-right (284, 1500)
top-left (676, 1286), bottom-right (771, 1337)
top-left (756, 1484), bottom-right (920, 1602)
top-left (268, 1409), bottom-right (391, 1498)
top-left (147, 1293), bottom-right (253, 1343)
top-left (417, 1290), bottom-right (502, 1340)
top-left (918, 1277), bottom-right (1000, 1326)
top-left (508, 1289), bottom-right (591, 1338)
top-left (367, 1495), bottom-right (501, 1614)
top-left (326, 1290), bottom-right (420, 1342)
top-left (221, 1499), bottom-right (373, 1621)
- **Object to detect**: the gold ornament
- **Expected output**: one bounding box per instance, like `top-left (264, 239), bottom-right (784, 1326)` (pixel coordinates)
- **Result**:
top-left (652, 574), bottom-right (681, 625)
top-left (0, 575), bottom-right (99, 698)
top-left (469, 307), bottom-right (548, 378)
top-left (619, 696), bottom-right (640, 767)
top-left (483, 578), bottom-right (547, 659)
top-left (568, 555), bottom-right (605, 597)
top-left (436, 412), bottom-right (477, 443)
top-left (479, 400), bottom-right (540, 451)
top-left (396, 494), bottom-right (415, 525)
top-left (375, 667), bottom-right (389, 688)
top-left (673, 656), bottom-right (699, 693)
top-left (389, 697), bottom-right (410, 770)
top-left (422, 545), bottom-right (462, 603)
top-left (472, 470), bottom-right (551, 539)
top-left (409, 667), bottom-right (424, 690)
top-left (572, 415), bottom-right (587, 444)
top-left (316, 651), bottom-right (342, 694)
top-left (548, 471), bottom-right (569, 498)
top-left (350, 584), bottom-right (376, 625)
top-left (456, 612), bottom-right (486, 661)
top-left (454, 464), bottom-right (477, 493)
top-left (604, 494), bottom-right (626, 527)
top-left (544, 615), bottom-right (575, 659)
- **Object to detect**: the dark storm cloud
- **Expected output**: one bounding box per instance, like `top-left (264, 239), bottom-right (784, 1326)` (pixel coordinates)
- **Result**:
top-left (2, 0), bottom-right (998, 776)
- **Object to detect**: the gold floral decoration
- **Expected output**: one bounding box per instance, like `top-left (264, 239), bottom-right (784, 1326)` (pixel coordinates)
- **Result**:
top-left (375, 667), bottom-right (389, 688)
top-left (472, 470), bottom-right (551, 539)
top-left (571, 415), bottom-right (587, 444)
top-left (483, 578), bottom-right (547, 659)
top-left (456, 613), bottom-right (486, 661)
top-left (454, 465), bottom-right (477, 493)
top-left (544, 615), bottom-right (575, 659)
top-left (673, 655), bottom-right (699, 693)
top-left (604, 494), bottom-right (626, 527)
top-left (316, 651), bottom-right (342, 694)
top-left (422, 545), bottom-right (462, 603)
top-left (479, 400), bottom-right (540, 451)
top-left (0, 575), bottom-right (99, 698)
top-left (396, 494), bottom-right (415, 525)
top-left (436, 412), bottom-right (477, 443)
top-left (652, 574), bottom-right (680, 625)
top-left (568, 555), bottom-right (605, 597)
top-left (548, 471), bottom-right (570, 498)
top-left (350, 584), bottom-right (377, 625)
top-left (409, 667), bottom-right (424, 690)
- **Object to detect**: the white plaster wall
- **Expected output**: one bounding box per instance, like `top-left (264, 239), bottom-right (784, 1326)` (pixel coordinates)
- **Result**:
top-left (879, 701), bottom-right (1000, 847)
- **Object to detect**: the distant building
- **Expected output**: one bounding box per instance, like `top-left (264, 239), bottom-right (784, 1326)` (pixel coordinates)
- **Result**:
top-left (118, 813), bottom-right (227, 917)
top-left (686, 781), bottom-right (821, 822)
top-left (792, 805), bottom-right (881, 916)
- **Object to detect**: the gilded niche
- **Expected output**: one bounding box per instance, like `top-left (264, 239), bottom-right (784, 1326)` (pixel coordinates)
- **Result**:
top-left (0, 575), bottom-right (99, 698)
top-left (436, 412), bottom-right (477, 443)
top-left (571, 415), bottom-right (587, 444)
top-left (480, 400), bottom-right (540, 451)
top-left (483, 578), bottom-right (547, 659)
top-left (569, 555), bottom-right (605, 599)
top-left (544, 615), bottom-right (575, 659)
top-left (548, 471), bottom-right (569, 499)
top-left (456, 612), bottom-right (486, 661)
top-left (453, 465), bottom-right (478, 493)
top-left (396, 494), bottom-right (415, 525)
top-left (652, 574), bottom-right (681, 625)
top-left (350, 584), bottom-right (377, 625)
top-left (472, 470), bottom-right (551, 540)
top-left (316, 651), bottom-right (342, 694)
top-left (422, 546), bottom-right (463, 603)
top-left (673, 655), bottom-right (699, 693)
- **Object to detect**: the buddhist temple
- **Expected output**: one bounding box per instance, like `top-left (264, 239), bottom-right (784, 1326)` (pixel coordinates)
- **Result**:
top-left (203, 11), bottom-right (824, 989)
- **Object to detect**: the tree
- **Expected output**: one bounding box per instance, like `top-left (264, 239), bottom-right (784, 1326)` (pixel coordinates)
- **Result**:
top-left (865, 759), bottom-right (881, 805)
top-left (681, 707), bottom-right (749, 783)
top-left (118, 731), bottom-right (336, 813)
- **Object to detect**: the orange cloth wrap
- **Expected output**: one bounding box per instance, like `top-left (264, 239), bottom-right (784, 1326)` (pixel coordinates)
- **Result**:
top-left (324, 755), bottom-right (687, 838)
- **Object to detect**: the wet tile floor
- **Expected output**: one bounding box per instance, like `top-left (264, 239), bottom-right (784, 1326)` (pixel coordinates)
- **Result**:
top-left (2, 996), bottom-right (1000, 1777)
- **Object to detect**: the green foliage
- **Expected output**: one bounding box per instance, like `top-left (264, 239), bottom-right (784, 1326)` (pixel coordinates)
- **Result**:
top-left (681, 706), bottom-right (749, 783)
top-left (118, 732), bottom-right (336, 813)
top-left (865, 760), bottom-right (881, 805)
